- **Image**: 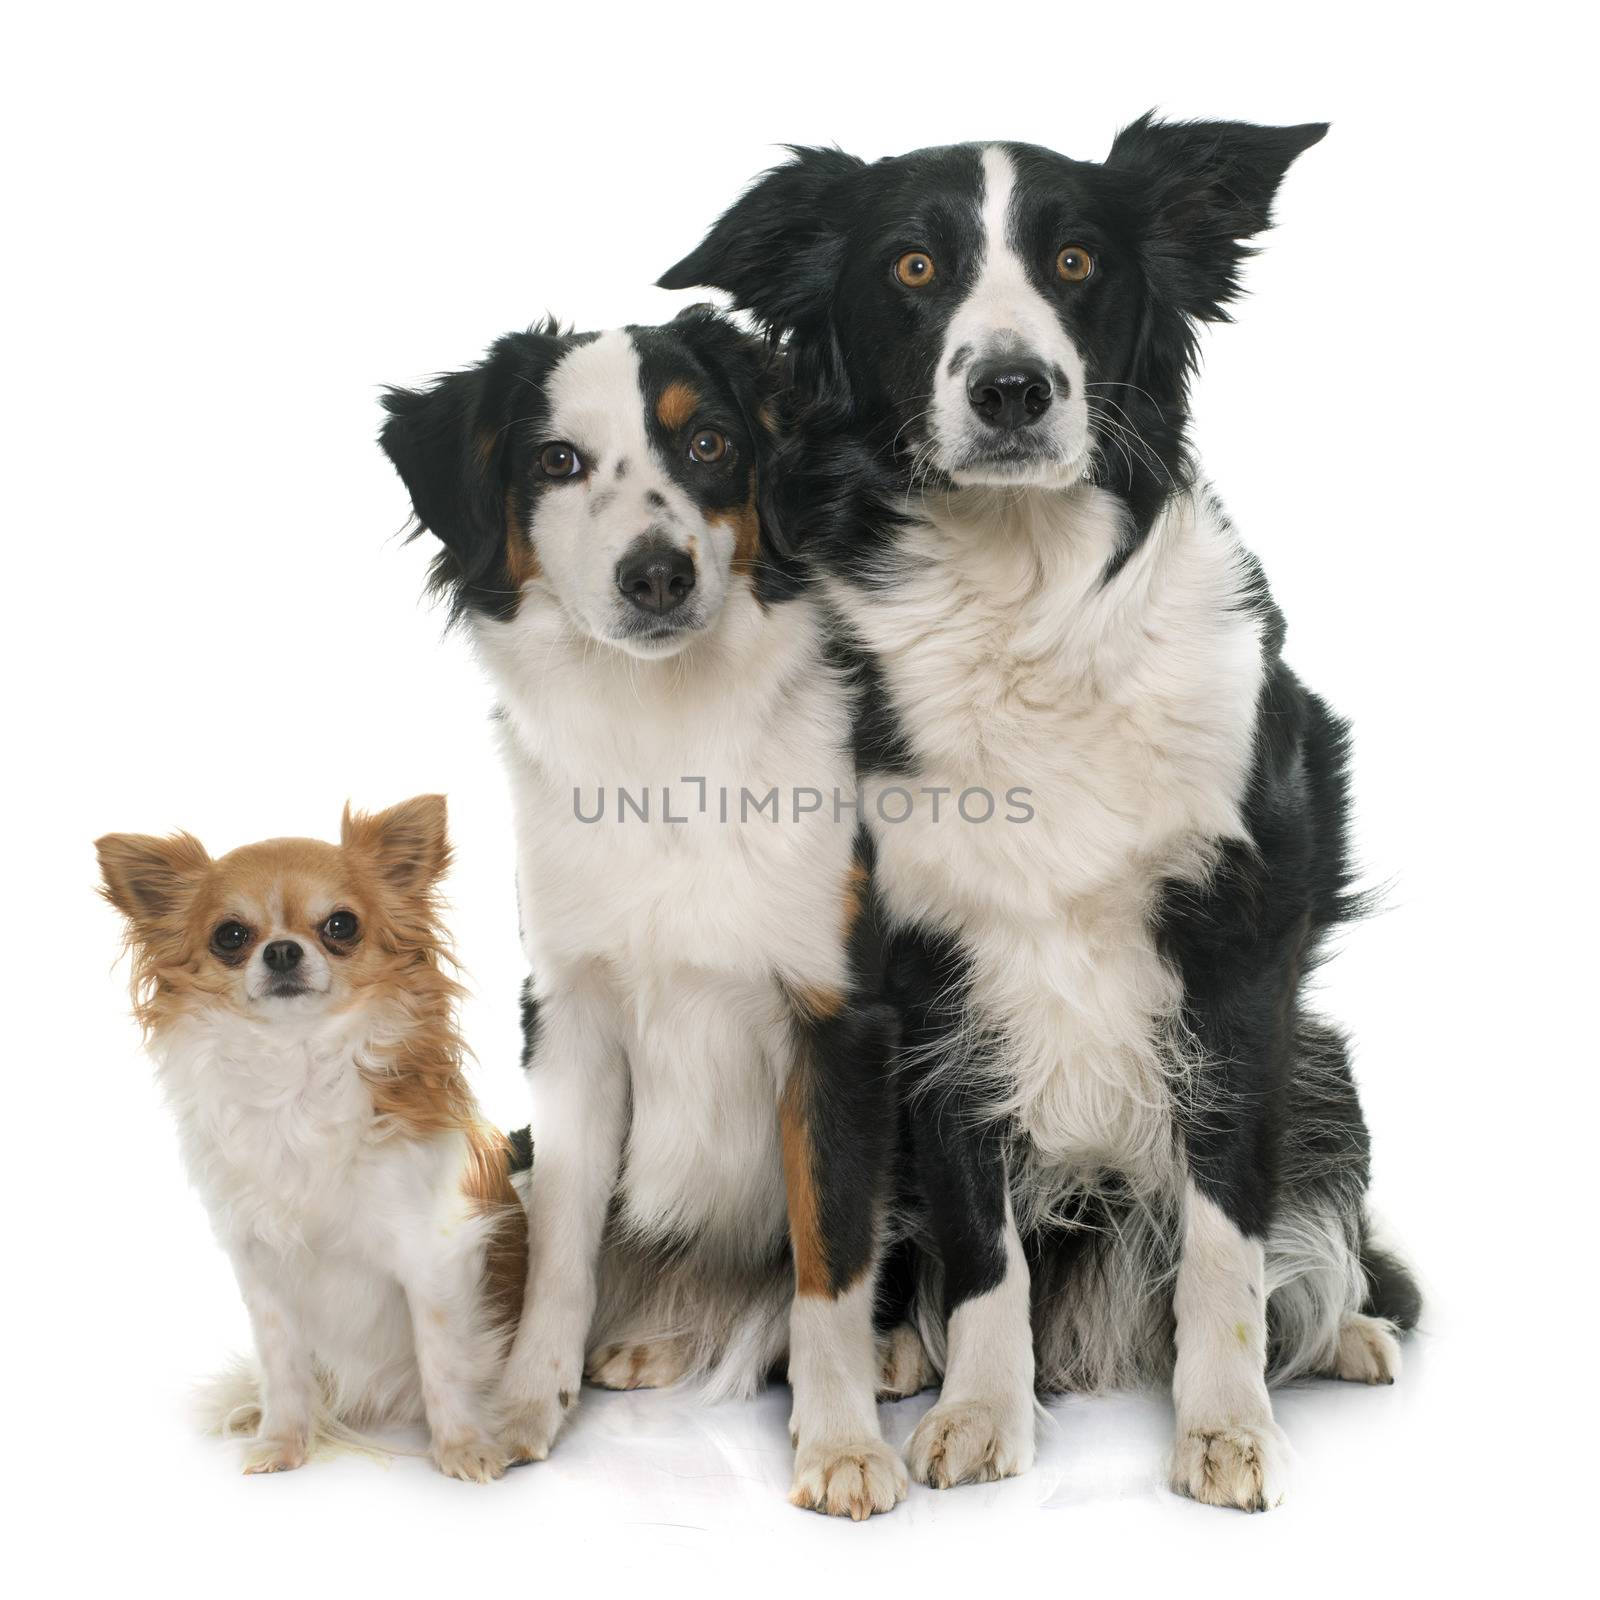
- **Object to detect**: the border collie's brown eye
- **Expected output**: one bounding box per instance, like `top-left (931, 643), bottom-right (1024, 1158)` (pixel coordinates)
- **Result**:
top-left (322, 911), bottom-right (359, 943)
top-left (211, 921), bottom-right (250, 955)
top-left (1056, 245), bottom-right (1094, 283)
top-left (689, 429), bottom-right (727, 464)
top-left (895, 250), bottom-right (936, 288)
top-left (538, 442), bottom-right (582, 479)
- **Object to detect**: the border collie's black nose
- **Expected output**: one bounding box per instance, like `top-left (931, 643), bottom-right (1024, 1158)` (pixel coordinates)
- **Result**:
top-left (968, 360), bottom-right (1053, 429)
top-left (263, 939), bottom-right (303, 972)
top-left (616, 541), bottom-right (696, 615)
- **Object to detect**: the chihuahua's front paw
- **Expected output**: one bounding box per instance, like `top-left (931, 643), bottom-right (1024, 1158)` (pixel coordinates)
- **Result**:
top-left (242, 1434), bottom-right (309, 1475)
top-left (790, 1438), bottom-right (908, 1520)
top-left (499, 1390), bottom-right (572, 1465)
top-left (433, 1433), bottom-right (507, 1484)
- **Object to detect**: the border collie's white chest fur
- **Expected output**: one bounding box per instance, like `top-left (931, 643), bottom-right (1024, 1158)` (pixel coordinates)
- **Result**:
top-left (835, 486), bottom-right (1264, 1192)
top-left (478, 593), bottom-right (857, 1252)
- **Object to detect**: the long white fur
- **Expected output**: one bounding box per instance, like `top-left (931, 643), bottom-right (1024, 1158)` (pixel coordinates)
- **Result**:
top-left (159, 1004), bottom-right (509, 1480)
top-left (480, 331), bottom-right (895, 1510)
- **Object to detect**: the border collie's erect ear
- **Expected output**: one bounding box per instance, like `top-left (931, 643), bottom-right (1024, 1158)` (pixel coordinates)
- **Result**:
top-left (658, 147), bottom-right (865, 331)
top-left (379, 340), bottom-right (533, 593)
top-left (1107, 113), bottom-right (1328, 323)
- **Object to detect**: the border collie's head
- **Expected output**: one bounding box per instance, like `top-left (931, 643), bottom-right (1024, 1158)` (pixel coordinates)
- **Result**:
top-left (380, 307), bottom-right (781, 658)
top-left (660, 117), bottom-right (1324, 529)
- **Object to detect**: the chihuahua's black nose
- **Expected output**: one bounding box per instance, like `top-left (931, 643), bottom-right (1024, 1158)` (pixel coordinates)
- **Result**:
top-left (968, 359), bottom-right (1054, 430)
top-left (616, 540), bottom-right (695, 616)
top-left (263, 939), bottom-right (303, 973)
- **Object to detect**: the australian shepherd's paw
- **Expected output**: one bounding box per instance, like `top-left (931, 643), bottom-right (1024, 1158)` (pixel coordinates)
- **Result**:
top-left (432, 1433), bottom-right (508, 1484)
top-left (905, 1397), bottom-right (1035, 1489)
top-left (585, 1337), bottom-right (690, 1391)
top-left (241, 1434), bottom-right (309, 1475)
top-left (790, 1438), bottom-right (908, 1520)
top-left (1171, 1420), bottom-right (1287, 1512)
top-left (876, 1322), bottom-right (935, 1400)
top-left (1326, 1313), bottom-right (1401, 1385)
top-left (499, 1392), bottom-right (571, 1465)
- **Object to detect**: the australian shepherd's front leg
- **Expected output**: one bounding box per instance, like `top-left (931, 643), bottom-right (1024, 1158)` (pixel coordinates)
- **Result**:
top-left (781, 998), bottom-right (906, 1519)
top-left (497, 967), bottom-right (627, 1463)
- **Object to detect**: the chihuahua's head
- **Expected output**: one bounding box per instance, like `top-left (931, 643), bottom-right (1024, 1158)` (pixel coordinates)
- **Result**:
top-left (96, 796), bottom-right (451, 1034)
top-left (379, 305), bottom-right (789, 659)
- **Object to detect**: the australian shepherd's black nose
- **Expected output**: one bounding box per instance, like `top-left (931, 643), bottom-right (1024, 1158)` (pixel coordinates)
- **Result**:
top-left (662, 115), bottom-right (1420, 1512)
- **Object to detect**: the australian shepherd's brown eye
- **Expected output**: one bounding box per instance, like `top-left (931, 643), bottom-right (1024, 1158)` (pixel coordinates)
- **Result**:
top-left (1056, 245), bottom-right (1094, 283)
top-left (895, 250), bottom-right (936, 288)
top-left (211, 920), bottom-right (250, 957)
top-left (322, 910), bottom-right (359, 943)
top-left (688, 429), bottom-right (727, 464)
top-left (538, 441), bottom-right (582, 479)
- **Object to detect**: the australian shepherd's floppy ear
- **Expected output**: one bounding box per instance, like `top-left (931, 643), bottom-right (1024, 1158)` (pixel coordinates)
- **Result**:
top-left (96, 796), bottom-right (528, 1481)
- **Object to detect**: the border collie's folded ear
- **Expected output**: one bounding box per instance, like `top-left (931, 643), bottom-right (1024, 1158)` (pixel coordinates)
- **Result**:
top-left (379, 342), bottom-right (529, 590)
top-left (658, 147), bottom-right (865, 332)
top-left (1108, 113), bottom-right (1328, 322)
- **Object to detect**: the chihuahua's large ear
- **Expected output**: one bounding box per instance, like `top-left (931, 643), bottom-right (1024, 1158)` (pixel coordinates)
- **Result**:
top-left (96, 832), bottom-right (210, 928)
top-left (658, 147), bottom-right (865, 332)
top-left (1107, 113), bottom-right (1328, 322)
top-left (342, 795), bottom-right (450, 893)
top-left (379, 336), bottom-right (543, 599)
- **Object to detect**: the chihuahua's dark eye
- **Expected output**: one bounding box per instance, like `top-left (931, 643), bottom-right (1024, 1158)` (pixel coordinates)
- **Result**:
top-left (211, 921), bottom-right (250, 955)
top-left (322, 911), bottom-right (359, 943)
top-left (1055, 245), bottom-right (1094, 283)
top-left (538, 442), bottom-right (583, 479)
top-left (895, 250), bottom-right (936, 288)
top-left (688, 429), bottom-right (727, 465)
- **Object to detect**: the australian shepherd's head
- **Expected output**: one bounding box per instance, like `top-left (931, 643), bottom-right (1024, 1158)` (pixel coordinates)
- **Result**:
top-left (380, 306), bottom-right (789, 659)
top-left (660, 116), bottom-right (1325, 546)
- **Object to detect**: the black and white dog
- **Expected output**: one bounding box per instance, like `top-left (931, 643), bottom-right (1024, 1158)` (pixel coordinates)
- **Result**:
top-left (662, 117), bottom-right (1421, 1511)
top-left (379, 308), bottom-right (911, 1517)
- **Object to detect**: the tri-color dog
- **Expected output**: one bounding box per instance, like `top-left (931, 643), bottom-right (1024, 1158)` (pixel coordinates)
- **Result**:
top-left (380, 307), bottom-right (909, 1517)
top-left (662, 116), bottom-right (1420, 1510)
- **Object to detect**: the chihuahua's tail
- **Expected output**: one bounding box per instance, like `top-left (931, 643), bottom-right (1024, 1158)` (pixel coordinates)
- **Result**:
top-left (195, 1356), bottom-right (417, 1464)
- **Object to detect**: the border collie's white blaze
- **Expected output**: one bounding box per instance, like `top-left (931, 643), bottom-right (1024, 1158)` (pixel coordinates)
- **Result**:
top-left (380, 309), bottom-right (906, 1516)
top-left (662, 115), bottom-right (1421, 1511)
top-left (935, 149), bottom-right (1090, 487)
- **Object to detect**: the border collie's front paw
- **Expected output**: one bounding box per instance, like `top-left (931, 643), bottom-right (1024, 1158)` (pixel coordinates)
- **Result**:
top-left (242, 1434), bottom-right (308, 1474)
top-left (906, 1396), bottom-right (1035, 1488)
top-left (790, 1438), bottom-right (907, 1520)
top-left (433, 1433), bottom-right (507, 1484)
top-left (1171, 1420), bottom-right (1287, 1511)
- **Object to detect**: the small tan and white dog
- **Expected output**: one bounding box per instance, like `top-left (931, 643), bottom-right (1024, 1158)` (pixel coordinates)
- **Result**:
top-left (96, 796), bottom-right (526, 1482)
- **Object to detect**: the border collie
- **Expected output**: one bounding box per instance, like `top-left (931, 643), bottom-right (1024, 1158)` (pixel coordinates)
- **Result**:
top-left (96, 797), bottom-right (525, 1481)
top-left (661, 116), bottom-right (1421, 1510)
top-left (379, 307), bottom-right (910, 1517)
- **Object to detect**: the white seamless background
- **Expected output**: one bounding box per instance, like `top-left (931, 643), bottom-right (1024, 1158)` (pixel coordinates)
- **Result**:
top-left (4, 5), bottom-right (1590, 1596)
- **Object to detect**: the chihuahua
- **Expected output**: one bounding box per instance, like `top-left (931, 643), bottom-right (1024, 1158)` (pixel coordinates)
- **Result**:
top-left (96, 795), bottom-right (525, 1481)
